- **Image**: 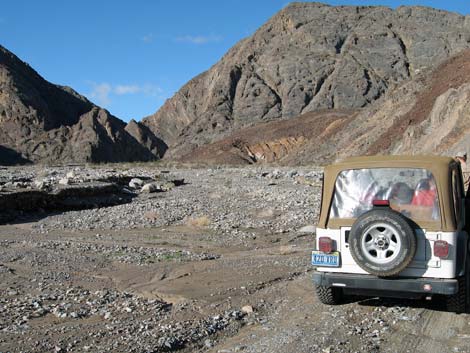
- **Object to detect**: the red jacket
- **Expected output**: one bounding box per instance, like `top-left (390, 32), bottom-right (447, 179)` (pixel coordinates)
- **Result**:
top-left (411, 189), bottom-right (436, 207)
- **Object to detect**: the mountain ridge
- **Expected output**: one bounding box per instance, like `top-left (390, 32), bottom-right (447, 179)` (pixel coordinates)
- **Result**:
top-left (0, 45), bottom-right (165, 164)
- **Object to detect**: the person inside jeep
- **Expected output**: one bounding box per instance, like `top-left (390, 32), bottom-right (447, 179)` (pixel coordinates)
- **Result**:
top-left (330, 168), bottom-right (440, 221)
top-left (411, 178), bottom-right (437, 207)
top-left (388, 182), bottom-right (413, 205)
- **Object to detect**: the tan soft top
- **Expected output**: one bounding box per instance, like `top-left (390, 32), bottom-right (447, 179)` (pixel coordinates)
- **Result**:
top-left (318, 155), bottom-right (460, 232)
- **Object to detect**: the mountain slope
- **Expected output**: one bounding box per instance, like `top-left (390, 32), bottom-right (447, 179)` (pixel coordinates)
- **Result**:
top-left (180, 49), bottom-right (470, 165)
top-left (0, 45), bottom-right (164, 164)
top-left (142, 3), bottom-right (470, 159)
top-left (178, 109), bottom-right (356, 165)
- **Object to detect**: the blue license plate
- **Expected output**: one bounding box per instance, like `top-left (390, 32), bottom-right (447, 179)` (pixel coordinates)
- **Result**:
top-left (311, 251), bottom-right (340, 267)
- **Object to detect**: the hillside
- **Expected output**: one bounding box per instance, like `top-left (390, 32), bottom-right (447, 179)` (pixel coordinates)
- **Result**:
top-left (180, 50), bottom-right (470, 165)
top-left (0, 45), bottom-right (165, 165)
top-left (142, 3), bottom-right (470, 160)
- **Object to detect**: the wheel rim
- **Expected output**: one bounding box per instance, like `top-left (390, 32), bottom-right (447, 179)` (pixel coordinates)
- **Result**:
top-left (361, 223), bottom-right (402, 265)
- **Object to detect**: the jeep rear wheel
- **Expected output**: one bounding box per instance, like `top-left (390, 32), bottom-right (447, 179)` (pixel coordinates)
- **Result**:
top-left (445, 253), bottom-right (470, 313)
top-left (349, 209), bottom-right (416, 277)
top-left (315, 285), bottom-right (343, 305)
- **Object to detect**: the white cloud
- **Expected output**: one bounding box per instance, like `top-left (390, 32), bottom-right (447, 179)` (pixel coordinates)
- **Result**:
top-left (114, 84), bottom-right (140, 95)
top-left (141, 33), bottom-right (154, 43)
top-left (114, 84), bottom-right (162, 96)
top-left (87, 82), bottom-right (164, 106)
top-left (142, 84), bottom-right (163, 96)
top-left (175, 34), bottom-right (222, 44)
top-left (89, 82), bottom-right (112, 107)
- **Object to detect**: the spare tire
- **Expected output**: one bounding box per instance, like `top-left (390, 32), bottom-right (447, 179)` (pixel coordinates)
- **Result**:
top-left (349, 209), bottom-right (416, 277)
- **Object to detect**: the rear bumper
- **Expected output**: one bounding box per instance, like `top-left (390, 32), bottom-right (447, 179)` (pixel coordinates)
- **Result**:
top-left (313, 271), bottom-right (458, 295)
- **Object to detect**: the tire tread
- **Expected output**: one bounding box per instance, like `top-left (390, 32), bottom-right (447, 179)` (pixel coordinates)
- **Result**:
top-left (445, 255), bottom-right (470, 314)
top-left (315, 285), bottom-right (342, 305)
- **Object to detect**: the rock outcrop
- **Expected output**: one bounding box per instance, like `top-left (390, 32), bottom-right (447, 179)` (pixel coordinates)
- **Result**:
top-left (179, 110), bottom-right (355, 165)
top-left (142, 3), bottom-right (470, 159)
top-left (337, 49), bottom-right (470, 159)
top-left (0, 45), bottom-right (163, 164)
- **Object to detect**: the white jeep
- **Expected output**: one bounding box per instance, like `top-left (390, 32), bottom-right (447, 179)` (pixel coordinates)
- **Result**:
top-left (313, 156), bottom-right (470, 313)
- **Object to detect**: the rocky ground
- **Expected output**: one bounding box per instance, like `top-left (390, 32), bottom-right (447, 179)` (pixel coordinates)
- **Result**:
top-left (1, 165), bottom-right (470, 353)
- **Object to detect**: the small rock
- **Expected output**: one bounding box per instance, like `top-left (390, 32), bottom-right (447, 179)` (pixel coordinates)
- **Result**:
top-left (104, 312), bottom-right (112, 320)
top-left (129, 178), bottom-right (144, 189)
top-left (58, 178), bottom-right (70, 185)
top-left (141, 181), bottom-right (175, 193)
top-left (33, 180), bottom-right (47, 190)
top-left (298, 225), bottom-right (316, 234)
top-left (241, 305), bottom-right (254, 314)
top-left (141, 183), bottom-right (157, 193)
top-left (288, 170), bottom-right (298, 178)
top-left (158, 181), bottom-right (175, 192)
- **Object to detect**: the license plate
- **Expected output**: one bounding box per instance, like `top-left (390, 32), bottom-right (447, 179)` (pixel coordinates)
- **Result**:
top-left (311, 251), bottom-right (340, 267)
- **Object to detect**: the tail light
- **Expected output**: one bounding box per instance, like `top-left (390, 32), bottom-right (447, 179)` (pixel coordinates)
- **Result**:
top-left (372, 199), bottom-right (390, 207)
top-left (433, 240), bottom-right (449, 259)
top-left (319, 237), bottom-right (333, 253)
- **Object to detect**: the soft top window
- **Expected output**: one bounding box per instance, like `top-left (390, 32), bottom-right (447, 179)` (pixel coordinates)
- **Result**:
top-left (330, 168), bottom-right (440, 222)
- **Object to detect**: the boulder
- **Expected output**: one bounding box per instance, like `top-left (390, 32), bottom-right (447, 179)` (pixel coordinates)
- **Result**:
top-left (141, 181), bottom-right (176, 193)
top-left (141, 183), bottom-right (158, 193)
top-left (129, 178), bottom-right (144, 189)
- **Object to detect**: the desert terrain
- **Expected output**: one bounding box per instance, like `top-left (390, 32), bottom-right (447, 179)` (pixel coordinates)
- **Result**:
top-left (1, 165), bottom-right (470, 353)
top-left (3, 2), bottom-right (470, 352)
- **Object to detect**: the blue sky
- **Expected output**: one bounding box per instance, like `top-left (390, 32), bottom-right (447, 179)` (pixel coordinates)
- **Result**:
top-left (2, 1), bottom-right (469, 122)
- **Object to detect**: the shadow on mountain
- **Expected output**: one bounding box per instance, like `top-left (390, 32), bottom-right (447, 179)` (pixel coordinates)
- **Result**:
top-left (0, 145), bottom-right (32, 166)
top-left (137, 122), bottom-right (169, 158)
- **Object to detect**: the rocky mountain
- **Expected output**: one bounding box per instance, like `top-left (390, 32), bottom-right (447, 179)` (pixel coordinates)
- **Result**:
top-left (0, 45), bottom-right (165, 165)
top-left (142, 3), bottom-right (470, 161)
top-left (180, 49), bottom-right (470, 165)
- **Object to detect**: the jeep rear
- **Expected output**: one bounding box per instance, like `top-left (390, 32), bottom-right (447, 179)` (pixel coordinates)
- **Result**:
top-left (312, 156), bottom-right (470, 313)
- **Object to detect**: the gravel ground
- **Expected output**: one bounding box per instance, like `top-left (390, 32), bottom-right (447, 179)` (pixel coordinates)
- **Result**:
top-left (0, 165), bottom-right (470, 353)
top-left (26, 167), bottom-right (322, 240)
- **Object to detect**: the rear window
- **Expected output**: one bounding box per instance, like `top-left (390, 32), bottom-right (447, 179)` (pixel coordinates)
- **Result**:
top-left (330, 168), bottom-right (440, 222)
